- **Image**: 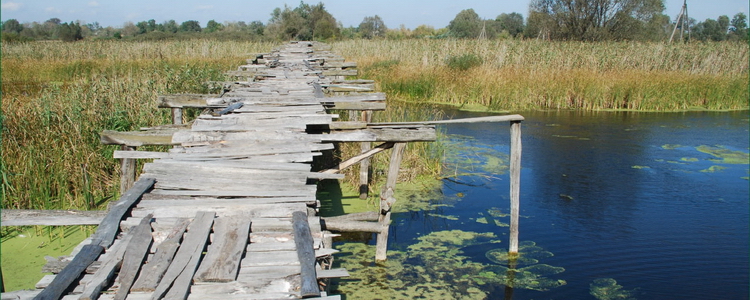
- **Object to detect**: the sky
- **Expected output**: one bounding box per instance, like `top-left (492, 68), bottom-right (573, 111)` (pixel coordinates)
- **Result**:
top-left (1, 0), bottom-right (748, 29)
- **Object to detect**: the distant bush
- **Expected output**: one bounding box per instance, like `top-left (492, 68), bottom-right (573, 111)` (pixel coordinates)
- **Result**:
top-left (1, 32), bottom-right (32, 43)
top-left (445, 53), bottom-right (482, 71)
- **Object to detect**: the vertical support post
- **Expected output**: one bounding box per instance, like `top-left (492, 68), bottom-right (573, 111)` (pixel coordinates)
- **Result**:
top-left (376, 142), bottom-right (406, 262)
top-left (120, 145), bottom-right (137, 195)
top-left (508, 121), bottom-right (522, 254)
top-left (359, 110), bottom-right (373, 199)
top-left (171, 108), bottom-right (183, 125)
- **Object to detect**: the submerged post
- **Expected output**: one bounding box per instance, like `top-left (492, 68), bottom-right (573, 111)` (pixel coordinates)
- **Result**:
top-left (376, 142), bottom-right (406, 261)
top-left (508, 121), bottom-right (522, 254)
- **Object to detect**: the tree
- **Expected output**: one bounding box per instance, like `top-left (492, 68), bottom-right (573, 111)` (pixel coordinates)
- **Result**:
top-left (58, 21), bottom-right (83, 41)
top-left (359, 15), bottom-right (387, 39)
top-left (728, 12), bottom-right (748, 41)
top-left (448, 9), bottom-right (482, 38)
top-left (266, 1), bottom-right (338, 41)
top-left (180, 20), bottom-right (202, 32)
top-left (2, 19), bottom-right (23, 33)
top-left (496, 13), bottom-right (525, 37)
top-left (206, 20), bottom-right (224, 33)
top-left (527, 0), bottom-right (666, 41)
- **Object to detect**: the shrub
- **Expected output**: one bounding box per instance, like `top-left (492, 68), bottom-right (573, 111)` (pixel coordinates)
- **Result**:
top-left (445, 53), bottom-right (482, 71)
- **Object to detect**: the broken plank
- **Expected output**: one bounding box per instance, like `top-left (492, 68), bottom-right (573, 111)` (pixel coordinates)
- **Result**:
top-left (130, 218), bottom-right (190, 292)
top-left (194, 216), bottom-right (251, 282)
top-left (113, 214), bottom-right (153, 300)
top-left (79, 232), bottom-right (134, 300)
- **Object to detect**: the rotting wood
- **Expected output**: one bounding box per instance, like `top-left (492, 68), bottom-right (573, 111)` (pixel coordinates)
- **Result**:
top-left (151, 211), bottom-right (215, 300)
top-left (292, 211), bottom-right (320, 298)
top-left (114, 214), bottom-right (153, 300)
top-left (359, 110), bottom-right (373, 199)
top-left (34, 244), bottom-right (104, 300)
top-left (131, 218), bottom-right (190, 292)
top-left (376, 142), bottom-right (406, 262)
top-left (79, 229), bottom-right (134, 300)
top-left (100, 130), bottom-right (175, 147)
top-left (120, 145), bottom-right (137, 194)
top-left (194, 216), bottom-right (251, 282)
top-left (320, 142), bottom-right (394, 174)
top-left (91, 177), bottom-right (155, 248)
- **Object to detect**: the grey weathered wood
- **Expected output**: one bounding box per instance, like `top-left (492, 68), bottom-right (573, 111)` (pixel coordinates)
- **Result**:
top-left (359, 110), bottom-right (373, 199)
top-left (376, 142), bottom-right (406, 262)
top-left (119, 145), bottom-right (137, 195)
top-left (151, 211), bottom-right (215, 300)
top-left (131, 218), bottom-right (189, 292)
top-left (316, 269), bottom-right (349, 279)
top-left (322, 127), bottom-right (436, 142)
top-left (171, 108), bottom-right (183, 125)
top-left (92, 177), bottom-right (155, 248)
top-left (114, 214), bottom-right (153, 300)
top-left (509, 121), bottom-right (522, 254)
top-left (1, 209), bottom-right (106, 226)
top-left (79, 232), bottom-right (134, 300)
top-left (34, 244), bottom-right (104, 300)
top-left (100, 130), bottom-right (175, 146)
top-left (194, 216), bottom-right (251, 282)
top-left (320, 142), bottom-right (394, 174)
top-left (292, 211), bottom-right (320, 298)
top-left (368, 114), bottom-right (525, 127)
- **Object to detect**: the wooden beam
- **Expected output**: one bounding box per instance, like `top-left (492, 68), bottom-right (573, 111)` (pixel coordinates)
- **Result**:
top-left (367, 114), bottom-right (525, 127)
top-left (376, 143), bottom-right (406, 262)
top-left (292, 211), bottom-right (320, 298)
top-left (359, 110), bottom-right (373, 199)
top-left (91, 177), bottom-right (155, 248)
top-left (322, 127), bottom-right (436, 142)
top-left (34, 244), bottom-right (104, 300)
top-left (1, 209), bottom-right (106, 226)
top-left (320, 142), bottom-right (394, 174)
top-left (509, 121), bottom-right (522, 254)
top-left (100, 130), bottom-right (175, 147)
top-left (120, 145), bottom-right (137, 195)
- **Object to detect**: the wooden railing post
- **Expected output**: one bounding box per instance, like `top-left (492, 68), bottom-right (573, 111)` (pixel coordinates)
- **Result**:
top-left (508, 121), bottom-right (522, 254)
top-left (119, 145), bottom-right (137, 195)
top-left (359, 110), bottom-right (373, 199)
top-left (376, 142), bottom-right (406, 261)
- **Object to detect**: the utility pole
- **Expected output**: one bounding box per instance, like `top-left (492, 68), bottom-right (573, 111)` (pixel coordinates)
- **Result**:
top-left (669, 0), bottom-right (690, 43)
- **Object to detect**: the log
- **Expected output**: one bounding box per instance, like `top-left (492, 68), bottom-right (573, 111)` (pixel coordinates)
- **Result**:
top-left (91, 177), bottom-right (155, 248)
top-left (292, 211), bottom-right (320, 298)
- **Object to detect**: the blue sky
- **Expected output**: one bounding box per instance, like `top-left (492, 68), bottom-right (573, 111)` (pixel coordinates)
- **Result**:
top-left (1, 0), bottom-right (747, 29)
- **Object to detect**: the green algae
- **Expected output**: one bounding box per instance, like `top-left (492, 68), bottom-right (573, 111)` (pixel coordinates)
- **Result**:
top-left (332, 230), bottom-right (499, 299)
top-left (696, 145), bottom-right (750, 164)
top-left (680, 157), bottom-right (699, 162)
top-left (426, 213), bottom-right (459, 220)
top-left (661, 144), bottom-right (683, 150)
top-left (1, 226), bottom-right (93, 291)
top-left (590, 278), bottom-right (638, 300)
top-left (631, 165), bottom-right (650, 169)
top-left (441, 135), bottom-right (509, 177)
top-left (700, 165), bottom-right (728, 173)
top-left (480, 241), bottom-right (566, 291)
top-left (485, 241), bottom-right (554, 266)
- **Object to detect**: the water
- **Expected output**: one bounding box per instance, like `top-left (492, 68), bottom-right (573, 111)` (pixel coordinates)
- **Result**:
top-left (332, 110), bottom-right (749, 300)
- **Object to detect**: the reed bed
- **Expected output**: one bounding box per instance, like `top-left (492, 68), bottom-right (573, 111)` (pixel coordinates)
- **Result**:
top-left (331, 39), bottom-right (749, 111)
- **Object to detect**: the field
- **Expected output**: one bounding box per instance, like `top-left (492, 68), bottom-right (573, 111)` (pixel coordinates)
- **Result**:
top-left (1, 39), bottom-right (747, 210)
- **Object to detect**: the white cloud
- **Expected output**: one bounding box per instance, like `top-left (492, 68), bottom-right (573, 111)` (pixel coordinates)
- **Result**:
top-left (196, 5), bottom-right (214, 10)
top-left (1, 2), bottom-right (21, 11)
top-left (88, 1), bottom-right (99, 7)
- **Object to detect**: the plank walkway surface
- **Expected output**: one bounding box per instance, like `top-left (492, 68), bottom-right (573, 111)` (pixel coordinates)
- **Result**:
top-left (6, 41), bottom-right (358, 300)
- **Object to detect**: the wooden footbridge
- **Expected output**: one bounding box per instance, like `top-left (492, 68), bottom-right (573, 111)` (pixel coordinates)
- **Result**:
top-left (2, 41), bottom-right (524, 300)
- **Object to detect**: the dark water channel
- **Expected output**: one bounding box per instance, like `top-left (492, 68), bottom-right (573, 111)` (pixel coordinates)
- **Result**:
top-left (333, 109), bottom-right (749, 300)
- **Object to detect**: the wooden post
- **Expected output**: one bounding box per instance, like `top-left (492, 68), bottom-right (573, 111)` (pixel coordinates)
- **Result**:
top-left (359, 110), bottom-right (373, 199)
top-left (119, 145), bottom-right (137, 195)
top-left (508, 121), bottom-right (522, 254)
top-left (376, 142), bottom-right (406, 262)
top-left (171, 107), bottom-right (183, 125)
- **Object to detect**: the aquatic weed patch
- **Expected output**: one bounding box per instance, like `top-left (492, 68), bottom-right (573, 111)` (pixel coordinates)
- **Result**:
top-left (590, 278), bottom-right (639, 300)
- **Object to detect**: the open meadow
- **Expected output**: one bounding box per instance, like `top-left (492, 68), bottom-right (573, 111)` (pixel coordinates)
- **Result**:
top-left (1, 39), bottom-right (747, 210)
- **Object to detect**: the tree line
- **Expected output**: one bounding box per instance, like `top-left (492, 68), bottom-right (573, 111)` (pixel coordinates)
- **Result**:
top-left (1, 0), bottom-right (747, 43)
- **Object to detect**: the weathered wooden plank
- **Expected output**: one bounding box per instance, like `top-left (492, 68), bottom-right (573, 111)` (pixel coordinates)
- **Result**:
top-left (158, 94), bottom-right (219, 108)
top-left (139, 195), bottom-right (316, 205)
top-left (292, 211), bottom-right (320, 298)
top-left (34, 244), bottom-right (104, 300)
top-left (320, 142), bottom-right (394, 174)
top-left (151, 211), bottom-right (215, 300)
top-left (147, 188), bottom-right (317, 198)
top-left (240, 251), bottom-right (299, 267)
top-left (376, 142), bottom-right (406, 262)
top-left (91, 177), bottom-right (155, 248)
top-left (132, 202), bottom-right (307, 220)
top-left (316, 269), bottom-right (349, 279)
top-left (100, 130), bottom-right (175, 146)
top-left (194, 216), bottom-right (251, 282)
top-left (130, 219), bottom-right (190, 292)
top-left (369, 114), bottom-right (526, 127)
top-left (113, 151), bottom-right (318, 163)
top-left (323, 127), bottom-right (437, 142)
top-left (509, 121), bottom-right (522, 254)
top-left (79, 232), bottom-right (134, 300)
top-left (1, 209), bottom-right (106, 226)
top-left (113, 215), bottom-right (153, 300)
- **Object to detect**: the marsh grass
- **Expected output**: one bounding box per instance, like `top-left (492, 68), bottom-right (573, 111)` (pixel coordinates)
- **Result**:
top-left (1, 40), bottom-right (274, 209)
top-left (333, 39), bottom-right (749, 111)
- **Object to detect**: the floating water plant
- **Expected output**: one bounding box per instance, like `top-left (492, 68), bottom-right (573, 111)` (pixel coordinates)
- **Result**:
top-left (479, 241), bottom-right (566, 291)
top-left (589, 278), bottom-right (638, 300)
top-left (485, 241), bottom-right (553, 266)
top-left (696, 145), bottom-right (749, 165)
top-left (441, 135), bottom-right (509, 179)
